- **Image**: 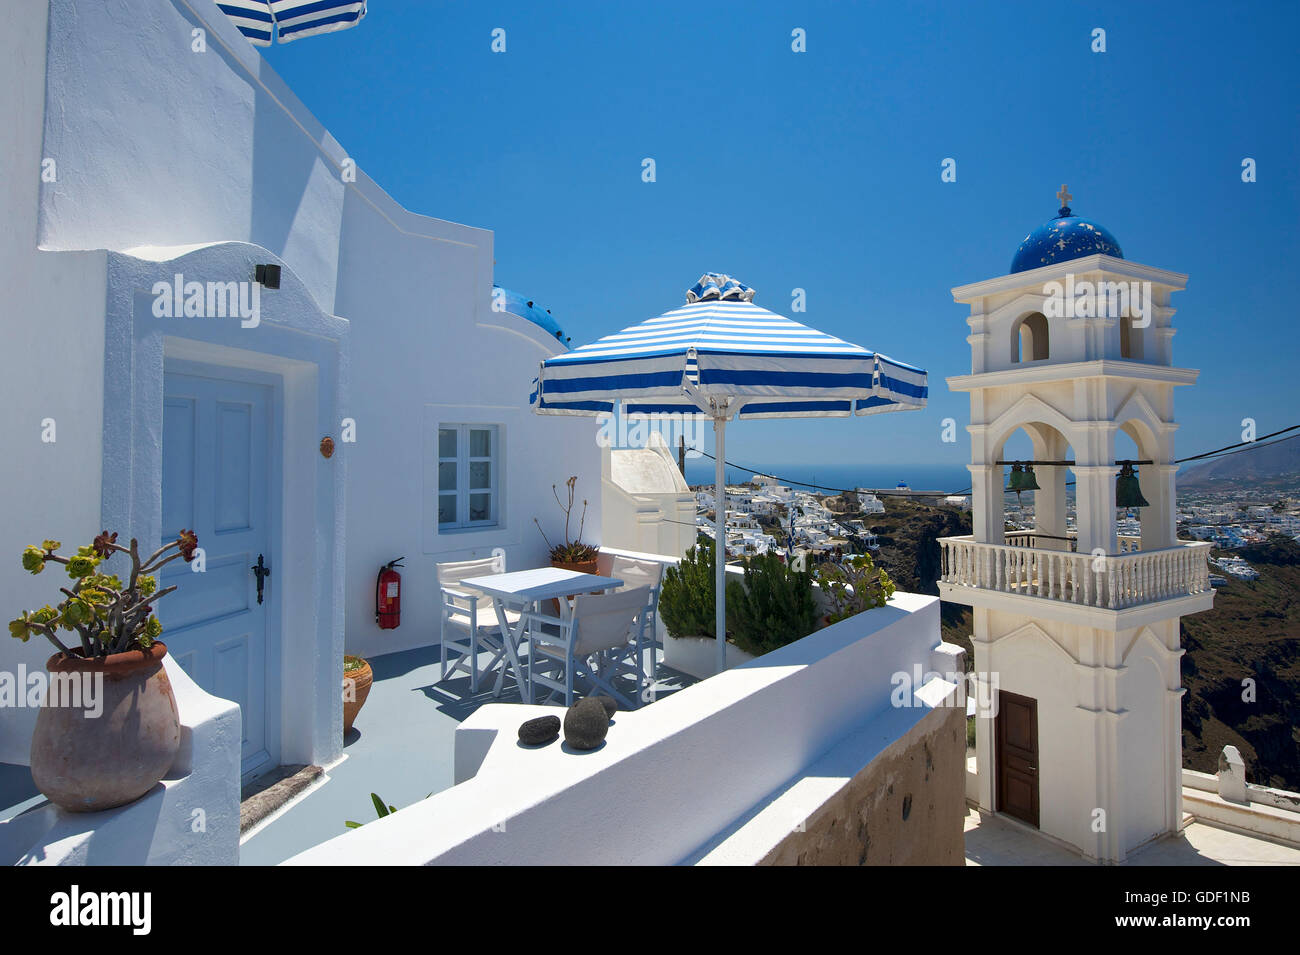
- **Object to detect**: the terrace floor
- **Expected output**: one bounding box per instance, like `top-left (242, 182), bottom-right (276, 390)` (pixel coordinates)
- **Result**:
top-left (963, 806), bottom-right (1300, 866)
top-left (238, 644), bottom-right (696, 865)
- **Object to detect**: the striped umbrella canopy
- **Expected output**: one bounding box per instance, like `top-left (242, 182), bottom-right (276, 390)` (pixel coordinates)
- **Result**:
top-left (219, 0), bottom-right (367, 46)
top-left (532, 274), bottom-right (927, 675)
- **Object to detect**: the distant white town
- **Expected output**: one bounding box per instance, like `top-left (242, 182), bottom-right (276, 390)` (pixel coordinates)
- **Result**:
top-left (696, 472), bottom-right (1296, 585)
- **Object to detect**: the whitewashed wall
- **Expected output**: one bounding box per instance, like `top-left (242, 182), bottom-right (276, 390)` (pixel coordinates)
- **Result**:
top-left (333, 187), bottom-right (603, 660)
top-left (0, 0), bottom-right (112, 763)
top-left (0, 0), bottom-right (602, 771)
top-left (600, 439), bottom-right (696, 560)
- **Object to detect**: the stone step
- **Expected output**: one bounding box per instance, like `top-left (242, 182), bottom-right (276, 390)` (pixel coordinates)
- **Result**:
top-left (240, 764), bottom-right (323, 835)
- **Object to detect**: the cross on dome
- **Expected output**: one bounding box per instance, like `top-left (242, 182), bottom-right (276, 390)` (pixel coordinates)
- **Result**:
top-left (1010, 185), bottom-right (1122, 272)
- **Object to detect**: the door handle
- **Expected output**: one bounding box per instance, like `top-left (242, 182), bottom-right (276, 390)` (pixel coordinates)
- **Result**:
top-left (251, 554), bottom-right (271, 605)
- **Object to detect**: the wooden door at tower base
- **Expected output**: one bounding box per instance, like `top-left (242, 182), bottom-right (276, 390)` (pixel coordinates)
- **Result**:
top-left (996, 689), bottom-right (1039, 828)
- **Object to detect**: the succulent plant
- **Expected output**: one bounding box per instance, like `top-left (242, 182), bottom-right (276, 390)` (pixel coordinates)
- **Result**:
top-left (9, 531), bottom-right (199, 658)
top-left (818, 553), bottom-right (895, 624)
top-left (536, 475), bottom-right (598, 563)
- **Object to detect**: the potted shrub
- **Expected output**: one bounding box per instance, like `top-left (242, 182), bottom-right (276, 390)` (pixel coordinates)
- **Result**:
top-left (659, 537), bottom-right (752, 677)
top-left (343, 654), bottom-right (372, 736)
top-left (817, 553), bottom-right (895, 626)
top-left (9, 530), bottom-right (198, 812)
top-left (536, 475), bottom-right (598, 574)
top-left (660, 537), bottom-right (717, 640)
top-left (726, 551), bottom-right (819, 657)
top-left (536, 476), bottom-right (599, 614)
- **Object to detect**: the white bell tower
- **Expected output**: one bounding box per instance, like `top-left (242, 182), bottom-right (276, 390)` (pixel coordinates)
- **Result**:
top-left (939, 188), bottom-right (1215, 862)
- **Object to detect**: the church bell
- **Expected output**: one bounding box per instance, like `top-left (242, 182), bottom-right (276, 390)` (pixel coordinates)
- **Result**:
top-left (1115, 462), bottom-right (1149, 509)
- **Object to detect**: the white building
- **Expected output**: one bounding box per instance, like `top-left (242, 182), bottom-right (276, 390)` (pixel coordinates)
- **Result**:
top-left (1213, 557), bottom-right (1259, 581)
top-left (601, 433), bottom-right (695, 559)
top-left (855, 490), bottom-right (888, 514)
top-left (938, 190), bottom-right (1215, 863)
top-left (0, 0), bottom-right (600, 780)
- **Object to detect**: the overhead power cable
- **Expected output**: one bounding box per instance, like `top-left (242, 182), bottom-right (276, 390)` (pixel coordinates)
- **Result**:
top-left (691, 424), bottom-right (1300, 500)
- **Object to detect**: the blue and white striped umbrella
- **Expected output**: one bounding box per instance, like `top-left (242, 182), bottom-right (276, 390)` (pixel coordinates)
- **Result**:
top-left (219, 0), bottom-right (367, 46)
top-left (533, 287), bottom-right (926, 419)
top-left (531, 274), bottom-right (927, 676)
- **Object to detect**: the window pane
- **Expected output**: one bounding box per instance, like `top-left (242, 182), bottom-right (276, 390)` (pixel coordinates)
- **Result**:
top-left (469, 493), bottom-right (492, 522)
top-left (438, 494), bottom-right (457, 525)
top-left (439, 428), bottom-right (457, 458)
top-left (470, 461), bottom-right (491, 490)
top-left (438, 462), bottom-right (457, 491)
top-left (470, 428), bottom-right (492, 458)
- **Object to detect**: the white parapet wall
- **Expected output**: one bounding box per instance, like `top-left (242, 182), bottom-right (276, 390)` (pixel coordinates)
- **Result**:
top-left (1181, 756), bottom-right (1300, 847)
top-left (284, 591), bottom-right (966, 866)
top-left (0, 658), bottom-right (241, 866)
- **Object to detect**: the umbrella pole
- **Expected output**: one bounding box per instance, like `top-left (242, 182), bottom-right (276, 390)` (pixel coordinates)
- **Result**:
top-left (714, 414), bottom-right (726, 675)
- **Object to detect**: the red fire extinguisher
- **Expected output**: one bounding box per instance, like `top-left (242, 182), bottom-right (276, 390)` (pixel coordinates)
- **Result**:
top-left (375, 557), bottom-right (405, 630)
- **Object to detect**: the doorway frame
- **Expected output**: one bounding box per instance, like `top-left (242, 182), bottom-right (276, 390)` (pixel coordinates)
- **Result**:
top-left (100, 242), bottom-right (349, 774)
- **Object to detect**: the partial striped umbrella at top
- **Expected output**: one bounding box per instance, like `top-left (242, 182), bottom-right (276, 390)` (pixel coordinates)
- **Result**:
top-left (218, 0), bottom-right (367, 46)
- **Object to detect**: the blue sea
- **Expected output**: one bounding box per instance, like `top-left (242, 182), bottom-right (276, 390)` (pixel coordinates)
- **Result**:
top-left (682, 460), bottom-right (973, 495)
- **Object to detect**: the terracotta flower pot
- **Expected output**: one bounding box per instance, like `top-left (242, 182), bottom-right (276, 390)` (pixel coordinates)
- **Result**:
top-left (343, 655), bottom-right (373, 736)
top-left (550, 555), bottom-right (600, 615)
top-left (29, 642), bottom-right (180, 813)
top-left (551, 557), bottom-right (599, 576)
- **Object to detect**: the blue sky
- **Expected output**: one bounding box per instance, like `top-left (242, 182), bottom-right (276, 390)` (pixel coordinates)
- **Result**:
top-left (261, 0), bottom-right (1299, 474)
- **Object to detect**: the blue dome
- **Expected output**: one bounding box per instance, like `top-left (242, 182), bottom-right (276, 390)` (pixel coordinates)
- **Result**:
top-left (493, 285), bottom-right (564, 340)
top-left (1010, 206), bottom-right (1123, 274)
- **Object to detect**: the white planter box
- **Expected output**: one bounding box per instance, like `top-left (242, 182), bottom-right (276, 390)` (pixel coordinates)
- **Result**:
top-left (663, 635), bottom-right (756, 680)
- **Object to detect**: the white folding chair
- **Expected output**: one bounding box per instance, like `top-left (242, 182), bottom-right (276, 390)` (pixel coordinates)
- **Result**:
top-left (528, 586), bottom-right (651, 710)
top-left (437, 554), bottom-right (519, 694)
top-left (597, 553), bottom-right (665, 683)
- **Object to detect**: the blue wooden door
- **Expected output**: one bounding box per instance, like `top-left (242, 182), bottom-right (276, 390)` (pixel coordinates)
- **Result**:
top-left (161, 371), bottom-right (276, 780)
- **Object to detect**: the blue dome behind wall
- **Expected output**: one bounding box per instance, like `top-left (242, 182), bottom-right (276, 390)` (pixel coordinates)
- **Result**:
top-left (1010, 199), bottom-right (1124, 274)
top-left (493, 286), bottom-right (565, 341)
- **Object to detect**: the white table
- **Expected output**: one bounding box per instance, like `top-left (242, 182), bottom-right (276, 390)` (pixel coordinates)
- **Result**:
top-left (460, 567), bottom-right (624, 701)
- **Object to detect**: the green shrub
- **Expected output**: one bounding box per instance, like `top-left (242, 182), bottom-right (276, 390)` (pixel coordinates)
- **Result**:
top-left (660, 538), bottom-right (718, 639)
top-left (818, 553), bottom-right (895, 624)
top-left (726, 552), bottom-right (818, 656)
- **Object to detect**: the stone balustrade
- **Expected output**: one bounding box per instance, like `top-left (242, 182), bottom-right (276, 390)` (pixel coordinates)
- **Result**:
top-left (939, 536), bottom-right (1211, 610)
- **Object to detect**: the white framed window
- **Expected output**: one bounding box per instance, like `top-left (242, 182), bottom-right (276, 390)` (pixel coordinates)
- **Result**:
top-left (437, 424), bottom-right (499, 529)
